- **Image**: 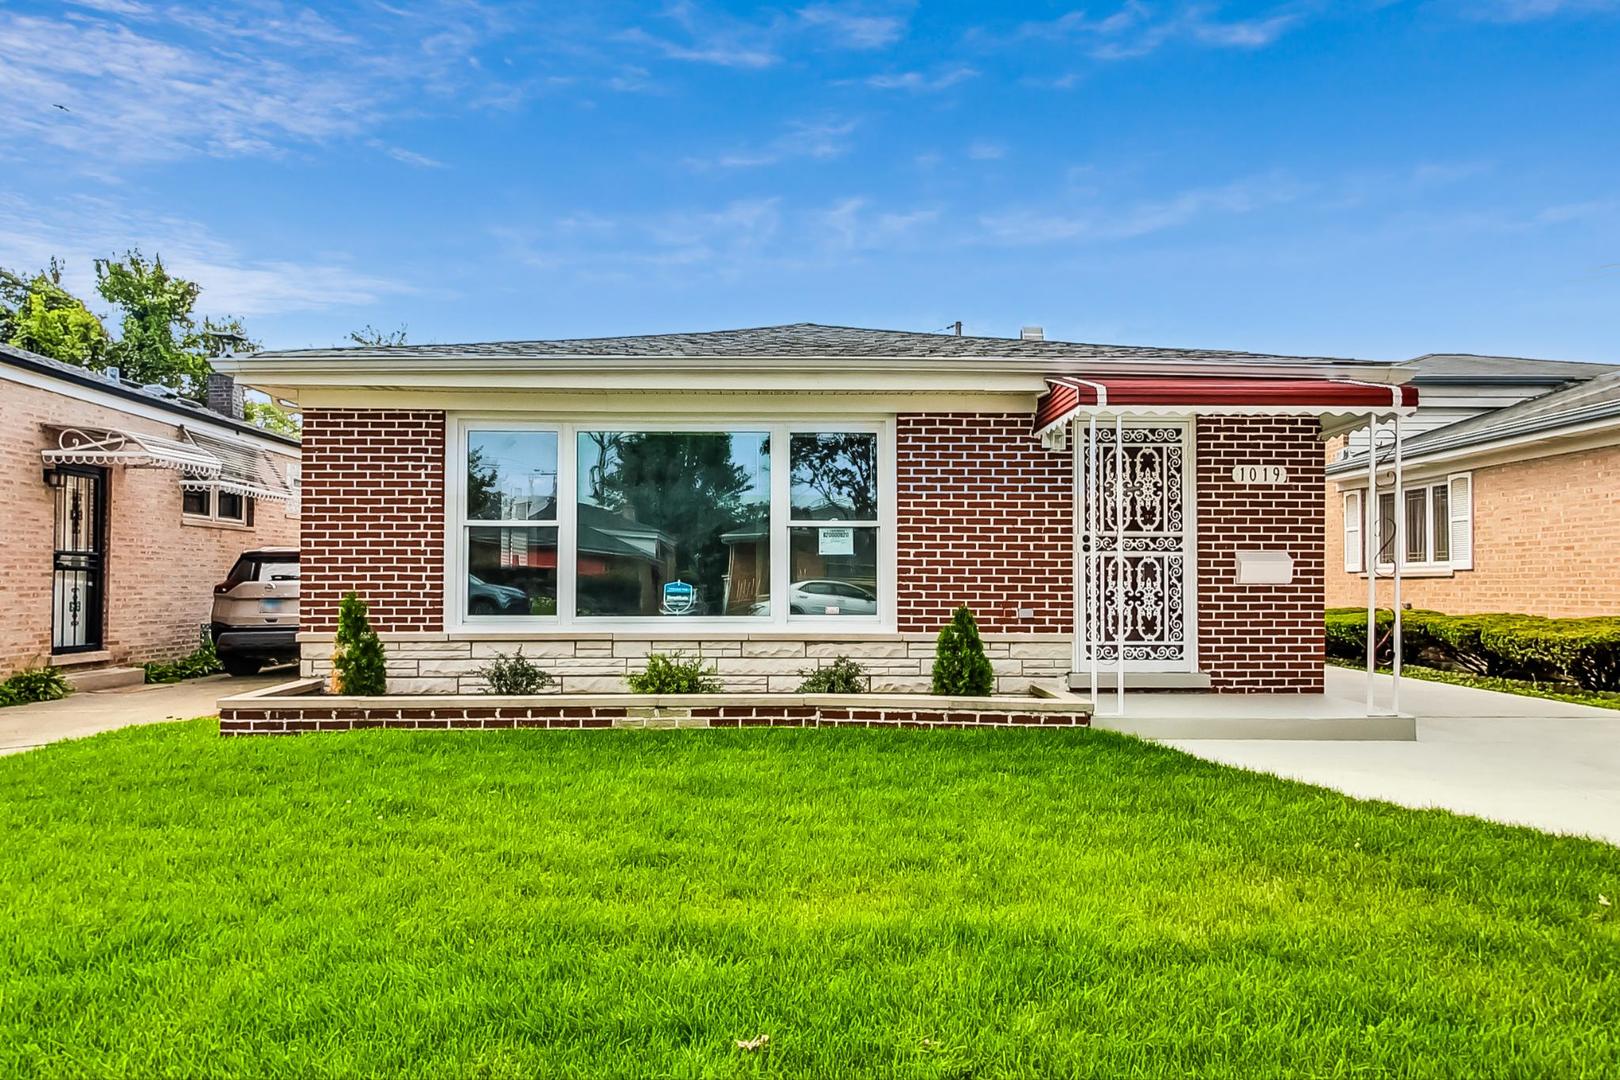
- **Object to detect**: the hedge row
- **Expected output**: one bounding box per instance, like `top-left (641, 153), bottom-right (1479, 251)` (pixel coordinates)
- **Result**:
top-left (1326, 608), bottom-right (1620, 692)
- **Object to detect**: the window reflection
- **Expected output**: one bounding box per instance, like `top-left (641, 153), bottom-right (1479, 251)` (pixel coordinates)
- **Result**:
top-left (790, 433), bottom-right (878, 520)
top-left (788, 527), bottom-right (878, 616)
top-left (576, 431), bottom-right (770, 617)
top-left (468, 431), bottom-right (558, 520)
top-left (468, 527), bottom-right (558, 616)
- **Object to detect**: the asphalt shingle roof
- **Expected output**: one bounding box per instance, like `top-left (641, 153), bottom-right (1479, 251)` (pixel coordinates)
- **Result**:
top-left (1330, 368), bottom-right (1620, 473)
top-left (1402, 352), bottom-right (1619, 382)
top-left (0, 342), bottom-right (298, 446)
top-left (247, 322), bottom-right (1382, 366)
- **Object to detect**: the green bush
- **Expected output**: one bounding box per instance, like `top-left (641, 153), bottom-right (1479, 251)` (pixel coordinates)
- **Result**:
top-left (0, 667), bottom-right (70, 707)
top-left (332, 591), bottom-right (388, 696)
top-left (931, 605), bottom-right (996, 697)
top-left (627, 652), bottom-right (722, 694)
top-left (144, 626), bottom-right (223, 683)
top-left (476, 651), bottom-right (555, 695)
top-left (1325, 608), bottom-right (1620, 692)
top-left (796, 656), bottom-right (869, 694)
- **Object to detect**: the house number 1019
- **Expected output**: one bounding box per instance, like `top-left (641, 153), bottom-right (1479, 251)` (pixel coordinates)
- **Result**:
top-left (1232, 464), bottom-right (1288, 485)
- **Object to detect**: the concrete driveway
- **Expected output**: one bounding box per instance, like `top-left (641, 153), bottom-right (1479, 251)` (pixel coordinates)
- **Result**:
top-left (1168, 666), bottom-right (1620, 845)
top-left (0, 670), bottom-right (290, 755)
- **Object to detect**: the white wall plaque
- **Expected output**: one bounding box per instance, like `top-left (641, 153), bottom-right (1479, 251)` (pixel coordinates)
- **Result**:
top-left (1231, 464), bottom-right (1289, 485)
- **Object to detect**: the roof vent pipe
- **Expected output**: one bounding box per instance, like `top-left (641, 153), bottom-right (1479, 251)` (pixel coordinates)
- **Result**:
top-left (1021, 326), bottom-right (1044, 341)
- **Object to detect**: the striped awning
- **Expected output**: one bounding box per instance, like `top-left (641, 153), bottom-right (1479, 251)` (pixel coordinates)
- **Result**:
top-left (179, 428), bottom-right (298, 504)
top-left (41, 426), bottom-right (221, 474)
top-left (1033, 376), bottom-right (1418, 442)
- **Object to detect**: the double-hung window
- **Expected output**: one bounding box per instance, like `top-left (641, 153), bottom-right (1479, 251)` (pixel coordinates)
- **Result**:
top-left (454, 421), bottom-right (890, 628)
top-left (1345, 473), bottom-right (1472, 574)
top-left (788, 433), bottom-right (880, 617)
top-left (462, 428), bottom-right (559, 617)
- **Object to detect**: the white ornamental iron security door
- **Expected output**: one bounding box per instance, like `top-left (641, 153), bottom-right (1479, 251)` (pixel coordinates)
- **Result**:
top-left (1079, 422), bottom-right (1193, 671)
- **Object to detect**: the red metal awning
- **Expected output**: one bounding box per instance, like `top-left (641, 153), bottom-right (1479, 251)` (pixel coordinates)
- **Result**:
top-left (1033, 376), bottom-right (1417, 438)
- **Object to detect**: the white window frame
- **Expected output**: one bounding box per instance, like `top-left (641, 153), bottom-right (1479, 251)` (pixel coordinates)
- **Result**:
top-left (1353, 471), bottom-right (1472, 575)
top-left (446, 416), bottom-right (898, 634)
top-left (182, 486), bottom-right (252, 528)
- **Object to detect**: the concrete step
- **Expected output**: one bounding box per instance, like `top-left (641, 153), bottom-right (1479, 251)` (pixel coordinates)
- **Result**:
top-left (61, 666), bottom-right (145, 692)
top-left (1068, 670), bottom-right (1213, 692)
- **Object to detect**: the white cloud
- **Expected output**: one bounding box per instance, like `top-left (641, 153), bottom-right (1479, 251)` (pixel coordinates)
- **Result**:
top-left (967, 140), bottom-right (1006, 160)
top-left (0, 193), bottom-right (415, 318)
top-left (995, 3), bottom-right (1302, 61)
top-left (1466, 0), bottom-right (1620, 19)
top-left (684, 118), bottom-right (860, 169)
top-left (977, 173), bottom-right (1308, 245)
top-left (796, 5), bottom-right (907, 48)
top-left (865, 66), bottom-right (979, 91)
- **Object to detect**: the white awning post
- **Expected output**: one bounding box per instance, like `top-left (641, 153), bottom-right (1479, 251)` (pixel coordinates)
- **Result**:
top-left (1088, 414), bottom-right (1099, 704)
top-left (1070, 418), bottom-right (1083, 683)
top-left (1365, 413), bottom-right (1377, 716)
top-left (1392, 412), bottom-right (1403, 715)
top-left (1114, 412), bottom-right (1125, 718)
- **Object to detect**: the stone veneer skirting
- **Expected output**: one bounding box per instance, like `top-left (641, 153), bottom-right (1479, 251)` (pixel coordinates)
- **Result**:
top-left (296, 633), bottom-right (1074, 696)
top-left (219, 679), bottom-right (1093, 736)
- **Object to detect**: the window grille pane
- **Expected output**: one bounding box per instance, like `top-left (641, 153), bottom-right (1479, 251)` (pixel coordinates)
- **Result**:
top-left (468, 526), bottom-right (558, 616)
top-left (788, 527), bottom-right (879, 616)
top-left (1432, 485), bottom-right (1450, 561)
top-left (1404, 489), bottom-right (1427, 562)
top-left (467, 431), bottom-right (558, 521)
top-left (790, 433), bottom-right (878, 521)
top-left (1376, 492), bottom-right (1397, 564)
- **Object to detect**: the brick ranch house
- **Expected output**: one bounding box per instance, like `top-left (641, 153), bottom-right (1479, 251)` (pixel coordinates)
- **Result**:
top-left (218, 323), bottom-right (1417, 697)
top-left (1, 343), bottom-right (299, 680)
top-left (1328, 362), bottom-right (1620, 617)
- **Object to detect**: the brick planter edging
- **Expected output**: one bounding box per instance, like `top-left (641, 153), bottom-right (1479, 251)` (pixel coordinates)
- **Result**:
top-left (217, 681), bottom-right (1094, 735)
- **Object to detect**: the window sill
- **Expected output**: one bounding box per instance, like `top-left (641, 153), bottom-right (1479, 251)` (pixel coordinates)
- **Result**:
top-left (1359, 565), bottom-right (1457, 579)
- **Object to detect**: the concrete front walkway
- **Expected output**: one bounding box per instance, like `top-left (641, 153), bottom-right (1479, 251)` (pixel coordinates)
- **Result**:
top-left (1167, 666), bottom-right (1620, 845)
top-left (0, 671), bottom-right (289, 755)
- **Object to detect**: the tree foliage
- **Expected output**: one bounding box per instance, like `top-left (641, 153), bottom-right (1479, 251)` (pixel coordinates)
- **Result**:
top-left (0, 260), bottom-right (111, 367)
top-left (244, 400), bottom-right (301, 437)
top-left (94, 250), bottom-right (214, 395)
top-left (348, 324), bottom-right (409, 347)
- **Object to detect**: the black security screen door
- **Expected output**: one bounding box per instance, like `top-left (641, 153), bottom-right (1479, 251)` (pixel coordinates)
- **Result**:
top-left (52, 466), bottom-right (107, 653)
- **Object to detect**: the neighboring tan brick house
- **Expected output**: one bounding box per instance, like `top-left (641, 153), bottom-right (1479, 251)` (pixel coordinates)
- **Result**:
top-left (220, 323), bottom-right (1417, 697)
top-left (1, 343), bottom-right (299, 680)
top-left (1328, 366), bottom-right (1620, 617)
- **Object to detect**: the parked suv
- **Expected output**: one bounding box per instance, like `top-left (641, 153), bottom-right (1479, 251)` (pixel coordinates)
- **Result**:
top-left (211, 548), bottom-right (300, 676)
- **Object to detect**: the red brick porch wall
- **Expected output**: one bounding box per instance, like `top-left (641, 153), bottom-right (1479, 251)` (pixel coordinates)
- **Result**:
top-left (1196, 417), bottom-right (1325, 691)
top-left (299, 409), bottom-right (444, 633)
top-left (895, 414), bottom-right (1073, 634)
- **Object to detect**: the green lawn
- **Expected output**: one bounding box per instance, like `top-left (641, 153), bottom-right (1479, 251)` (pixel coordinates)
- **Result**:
top-left (2, 723), bottom-right (1618, 1078)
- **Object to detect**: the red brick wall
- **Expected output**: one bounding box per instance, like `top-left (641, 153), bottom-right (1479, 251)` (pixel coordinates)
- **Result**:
top-left (895, 414), bottom-right (1072, 634)
top-left (300, 409), bottom-right (444, 633)
top-left (1196, 417), bottom-right (1325, 691)
top-left (1, 372), bottom-right (298, 674)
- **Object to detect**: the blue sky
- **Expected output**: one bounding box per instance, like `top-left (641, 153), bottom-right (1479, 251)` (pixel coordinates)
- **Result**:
top-left (3, 0), bottom-right (1618, 360)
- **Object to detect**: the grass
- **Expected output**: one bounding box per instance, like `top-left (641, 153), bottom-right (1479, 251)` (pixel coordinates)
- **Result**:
top-left (1328, 658), bottom-right (1620, 711)
top-left (2, 723), bottom-right (1618, 1078)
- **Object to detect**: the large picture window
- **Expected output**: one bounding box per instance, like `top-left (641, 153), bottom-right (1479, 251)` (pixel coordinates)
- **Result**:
top-left (576, 431), bottom-right (771, 617)
top-left (453, 421), bottom-right (890, 627)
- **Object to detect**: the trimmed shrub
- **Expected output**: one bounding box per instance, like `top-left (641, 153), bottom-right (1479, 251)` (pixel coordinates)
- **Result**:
top-left (0, 667), bottom-right (70, 707)
top-left (476, 651), bottom-right (554, 695)
top-left (1325, 608), bottom-right (1620, 692)
top-left (931, 605), bottom-right (996, 697)
top-left (332, 591), bottom-right (388, 696)
top-left (627, 652), bottom-right (722, 694)
top-left (796, 656), bottom-right (869, 694)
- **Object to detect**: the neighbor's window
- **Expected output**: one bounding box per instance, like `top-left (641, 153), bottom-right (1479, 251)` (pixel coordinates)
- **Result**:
top-left (788, 433), bottom-right (880, 616)
top-left (1375, 481), bottom-right (1453, 569)
top-left (464, 430), bottom-right (559, 617)
top-left (575, 430), bottom-right (771, 617)
top-left (183, 487), bottom-right (253, 526)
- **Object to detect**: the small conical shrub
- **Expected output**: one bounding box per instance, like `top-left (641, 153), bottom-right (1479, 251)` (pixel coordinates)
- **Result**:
top-left (931, 604), bottom-right (995, 696)
top-left (332, 590), bottom-right (387, 696)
